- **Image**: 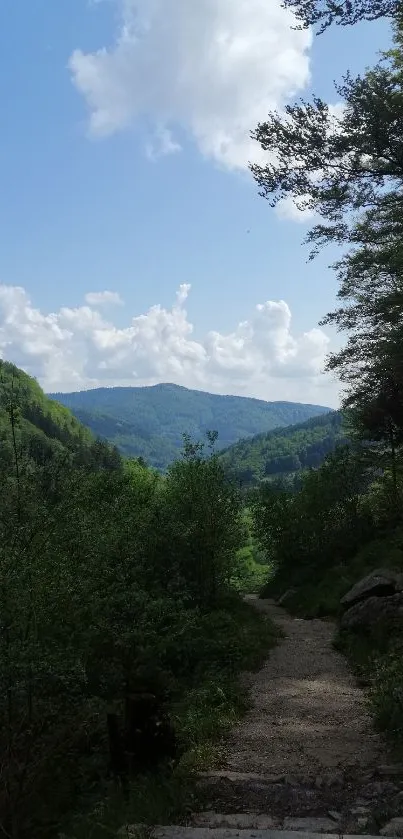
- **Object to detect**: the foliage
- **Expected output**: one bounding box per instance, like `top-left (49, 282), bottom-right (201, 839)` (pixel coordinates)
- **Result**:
top-left (63, 598), bottom-right (279, 839)
top-left (50, 383), bottom-right (330, 471)
top-left (275, 525), bottom-right (403, 617)
top-left (158, 432), bottom-right (246, 605)
top-left (251, 2), bottom-right (403, 755)
top-left (251, 19), bottom-right (403, 501)
top-left (231, 509), bottom-right (272, 593)
top-left (0, 364), bottom-right (278, 838)
top-left (221, 410), bottom-right (345, 486)
top-left (335, 578), bottom-right (403, 750)
top-left (282, 0), bottom-right (397, 31)
top-left (369, 645), bottom-right (403, 743)
top-left (253, 445), bottom-right (372, 595)
top-left (251, 24), bottom-right (403, 256)
top-left (0, 359), bottom-right (121, 471)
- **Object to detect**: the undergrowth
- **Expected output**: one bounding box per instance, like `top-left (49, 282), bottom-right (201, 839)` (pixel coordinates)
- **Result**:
top-left (61, 596), bottom-right (279, 838)
top-left (265, 527), bottom-right (403, 619)
top-left (335, 625), bottom-right (403, 753)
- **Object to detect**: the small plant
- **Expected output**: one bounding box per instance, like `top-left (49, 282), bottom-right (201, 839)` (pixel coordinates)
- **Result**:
top-left (369, 646), bottom-right (403, 744)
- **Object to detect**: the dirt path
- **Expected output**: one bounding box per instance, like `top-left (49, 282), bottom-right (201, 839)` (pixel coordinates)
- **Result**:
top-left (195, 598), bottom-right (401, 833)
top-left (223, 597), bottom-right (385, 781)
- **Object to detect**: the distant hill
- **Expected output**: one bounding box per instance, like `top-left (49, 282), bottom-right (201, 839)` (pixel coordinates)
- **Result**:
top-left (0, 361), bottom-right (121, 470)
top-left (49, 383), bottom-right (331, 471)
top-left (220, 411), bottom-right (346, 486)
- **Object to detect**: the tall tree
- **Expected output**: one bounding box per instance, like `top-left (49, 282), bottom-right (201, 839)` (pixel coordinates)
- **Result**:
top-left (252, 17), bottom-right (403, 512)
top-left (251, 25), bottom-right (403, 255)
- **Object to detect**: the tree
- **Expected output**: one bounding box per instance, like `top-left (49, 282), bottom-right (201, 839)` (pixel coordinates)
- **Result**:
top-left (317, 185), bottom-right (403, 505)
top-left (161, 433), bottom-right (245, 606)
top-left (282, 0), bottom-right (397, 32)
top-left (251, 20), bottom-right (403, 501)
top-left (250, 25), bottom-right (403, 256)
top-left (253, 446), bottom-right (371, 589)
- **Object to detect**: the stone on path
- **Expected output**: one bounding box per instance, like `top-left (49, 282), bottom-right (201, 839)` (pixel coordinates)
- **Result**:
top-left (146, 828), bottom-right (383, 839)
top-left (381, 819), bottom-right (403, 836)
top-left (282, 818), bottom-right (336, 832)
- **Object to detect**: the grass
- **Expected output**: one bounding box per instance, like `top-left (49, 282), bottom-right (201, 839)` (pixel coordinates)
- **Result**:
top-left (60, 593), bottom-right (280, 839)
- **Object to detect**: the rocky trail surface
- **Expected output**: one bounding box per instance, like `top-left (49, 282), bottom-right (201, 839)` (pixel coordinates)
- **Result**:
top-left (122, 597), bottom-right (403, 839)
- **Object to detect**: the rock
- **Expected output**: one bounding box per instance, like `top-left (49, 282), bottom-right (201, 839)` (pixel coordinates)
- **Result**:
top-left (117, 826), bottom-right (148, 838)
top-left (328, 811), bottom-right (342, 822)
top-left (192, 814), bottom-right (276, 829)
top-left (283, 774), bottom-right (300, 786)
top-left (283, 817), bottom-right (337, 832)
top-left (381, 817), bottom-right (403, 836)
top-left (357, 816), bottom-right (372, 830)
top-left (340, 593), bottom-right (403, 632)
top-left (362, 780), bottom-right (399, 799)
top-left (351, 807), bottom-right (371, 816)
top-left (325, 769), bottom-right (344, 789)
top-left (379, 765), bottom-right (403, 778)
top-left (277, 589), bottom-right (297, 606)
top-left (356, 676), bottom-right (372, 687)
top-left (341, 569), bottom-right (403, 609)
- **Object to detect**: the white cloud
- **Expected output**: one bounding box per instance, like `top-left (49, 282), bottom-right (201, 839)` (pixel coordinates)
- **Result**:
top-left (275, 196), bottom-right (316, 224)
top-left (0, 283), bottom-right (337, 405)
top-left (146, 127), bottom-right (182, 161)
top-left (85, 290), bottom-right (123, 305)
top-left (69, 0), bottom-right (312, 170)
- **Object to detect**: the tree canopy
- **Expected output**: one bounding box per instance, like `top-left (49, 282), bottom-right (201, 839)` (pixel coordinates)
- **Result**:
top-left (282, 0), bottom-right (397, 32)
top-left (251, 39), bottom-right (403, 255)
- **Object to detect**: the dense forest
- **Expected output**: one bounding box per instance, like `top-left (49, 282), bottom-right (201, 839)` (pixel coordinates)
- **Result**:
top-left (221, 410), bottom-right (345, 486)
top-left (50, 383), bottom-right (330, 470)
top-left (247, 0), bottom-right (403, 759)
top-left (0, 363), bottom-right (274, 839)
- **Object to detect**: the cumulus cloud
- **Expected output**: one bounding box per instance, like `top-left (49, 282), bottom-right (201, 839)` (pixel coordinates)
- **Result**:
top-left (69, 0), bottom-right (312, 170)
top-left (0, 283), bottom-right (336, 404)
top-left (275, 196), bottom-right (316, 224)
top-left (146, 128), bottom-right (182, 161)
top-left (85, 290), bottom-right (123, 305)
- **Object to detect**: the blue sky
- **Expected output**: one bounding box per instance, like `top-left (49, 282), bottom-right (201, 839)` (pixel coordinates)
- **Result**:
top-left (0, 1), bottom-right (392, 405)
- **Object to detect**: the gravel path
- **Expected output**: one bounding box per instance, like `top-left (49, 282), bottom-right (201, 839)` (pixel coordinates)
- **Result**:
top-left (222, 597), bottom-right (386, 783)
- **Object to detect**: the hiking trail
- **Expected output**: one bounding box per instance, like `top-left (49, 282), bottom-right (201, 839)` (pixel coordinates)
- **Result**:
top-left (122, 597), bottom-right (403, 839)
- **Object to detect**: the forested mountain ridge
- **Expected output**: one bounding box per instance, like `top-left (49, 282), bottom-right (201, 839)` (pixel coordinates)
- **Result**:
top-left (49, 382), bottom-right (331, 470)
top-left (221, 410), bottom-right (345, 485)
top-left (0, 360), bottom-right (121, 470)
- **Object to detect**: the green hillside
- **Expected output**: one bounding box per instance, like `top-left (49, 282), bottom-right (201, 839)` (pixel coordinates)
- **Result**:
top-left (49, 383), bottom-right (331, 470)
top-left (0, 360), bottom-right (121, 470)
top-left (221, 410), bottom-right (345, 485)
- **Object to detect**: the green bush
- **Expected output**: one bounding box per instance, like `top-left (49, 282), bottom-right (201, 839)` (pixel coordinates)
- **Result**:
top-left (370, 647), bottom-right (403, 743)
top-left (0, 398), bottom-right (279, 839)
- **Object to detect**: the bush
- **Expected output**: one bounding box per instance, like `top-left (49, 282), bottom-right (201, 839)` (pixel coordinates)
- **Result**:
top-left (370, 647), bottom-right (403, 743)
top-left (0, 416), bottom-right (277, 838)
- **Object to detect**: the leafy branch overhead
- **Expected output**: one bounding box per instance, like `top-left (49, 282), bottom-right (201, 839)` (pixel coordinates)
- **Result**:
top-left (251, 50), bottom-right (403, 255)
top-left (282, 0), bottom-right (397, 31)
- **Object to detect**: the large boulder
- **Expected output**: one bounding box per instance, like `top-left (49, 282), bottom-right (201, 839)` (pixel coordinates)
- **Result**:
top-left (341, 569), bottom-right (403, 610)
top-left (340, 592), bottom-right (403, 632)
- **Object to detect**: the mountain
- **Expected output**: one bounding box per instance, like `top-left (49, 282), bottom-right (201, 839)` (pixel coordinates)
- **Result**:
top-left (220, 410), bottom-right (346, 485)
top-left (49, 383), bottom-right (331, 471)
top-left (0, 360), bottom-right (121, 470)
